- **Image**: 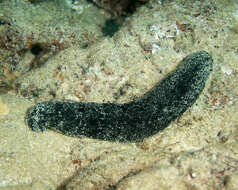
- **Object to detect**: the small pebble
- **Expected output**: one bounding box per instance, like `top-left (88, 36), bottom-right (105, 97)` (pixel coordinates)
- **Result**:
top-left (221, 66), bottom-right (232, 75)
top-left (0, 98), bottom-right (10, 115)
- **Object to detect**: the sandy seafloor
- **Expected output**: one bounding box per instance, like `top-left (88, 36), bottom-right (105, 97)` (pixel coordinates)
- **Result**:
top-left (0, 0), bottom-right (238, 189)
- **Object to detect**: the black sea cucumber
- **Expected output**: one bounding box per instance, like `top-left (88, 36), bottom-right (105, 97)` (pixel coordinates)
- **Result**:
top-left (26, 51), bottom-right (213, 142)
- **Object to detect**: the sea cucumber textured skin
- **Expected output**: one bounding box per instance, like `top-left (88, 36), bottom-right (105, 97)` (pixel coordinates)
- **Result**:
top-left (26, 51), bottom-right (213, 142)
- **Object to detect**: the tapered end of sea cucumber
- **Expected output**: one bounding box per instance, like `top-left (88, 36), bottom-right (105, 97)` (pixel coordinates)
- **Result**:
top-left (26, 101), bottom-right (56, 132)
top-left (181, 50), bottom-right (213, 72)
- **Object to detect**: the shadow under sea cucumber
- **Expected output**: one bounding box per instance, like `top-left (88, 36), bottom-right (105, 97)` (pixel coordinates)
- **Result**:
top-left (26, 50), bottom-right (213, 142)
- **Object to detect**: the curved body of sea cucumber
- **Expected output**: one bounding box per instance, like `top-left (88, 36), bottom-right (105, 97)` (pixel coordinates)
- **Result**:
top-left (26, 51), bottom-right (213, 142)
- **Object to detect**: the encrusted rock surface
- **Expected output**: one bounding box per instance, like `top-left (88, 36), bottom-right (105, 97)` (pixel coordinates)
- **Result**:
top-left (93, 0), bottom-right (149, 15)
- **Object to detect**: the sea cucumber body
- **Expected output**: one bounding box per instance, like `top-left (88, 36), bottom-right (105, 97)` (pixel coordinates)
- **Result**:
top-left (27, 51), bottom-right (213, 142)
